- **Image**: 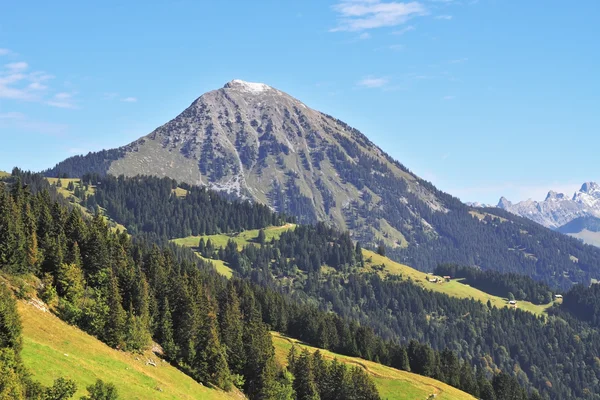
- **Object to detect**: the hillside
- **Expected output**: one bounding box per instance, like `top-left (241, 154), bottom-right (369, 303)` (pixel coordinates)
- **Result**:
top-left (175, 226), bottom-right (556, 316)
top-left (271, 332), bottom-right (476, 400)
top-left (558, 216), bottom-right (600, 247)
top-left (43, 83), bottom-right (600, 289)
top-left (18, 300), bottom-right (241, 400)
top-left (0, 170), bottom-right (9, 178)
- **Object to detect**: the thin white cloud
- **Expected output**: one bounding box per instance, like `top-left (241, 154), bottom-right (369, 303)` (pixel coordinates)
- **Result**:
top-left (0, 112), bottom-right (25, 119)
top-left (0, 59), bottom-right (56, 102)
top-left (5, 62), bottom-right (28, 71)
top-left (443, 95), bottom-right (456, 100)
top-left (121, 96), bottom-right (138, 103)
top-left (331, 1), bottom-right (427, 32)
top-left (359, 32), bottom-right (371, 39)
top-left (357, 76), bottom-right (390, 88)
top-left (449, 57), bottom-right (468, 64)
top-left (28, 82), bottom-right (47, 90)
top-left (392, 25), bottom-right (415, 35)
top-left (435, 15), bottom-right (453, 20)
top-left (389, 44), bottom-right (404, 51)
top-left (0, 49), bottom-right (10, 56)
top-left (46, 92), bottom-right (78, 109)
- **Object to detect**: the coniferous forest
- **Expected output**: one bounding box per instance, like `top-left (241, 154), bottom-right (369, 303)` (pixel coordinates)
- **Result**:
top-left (3, 171), bottom-right (600, 399)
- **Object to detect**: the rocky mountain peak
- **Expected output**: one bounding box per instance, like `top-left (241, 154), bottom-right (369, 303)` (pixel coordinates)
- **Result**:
top-left (545, 190), bottom-right (567, 201)
top-left (497, 182), bottom-right (600, 231)
top-left (580, 182), bottom-right (600, 195)
top-left (497, 197), bottom-right (512, 208)
top-left (223, 79), bottom-right (278, 95)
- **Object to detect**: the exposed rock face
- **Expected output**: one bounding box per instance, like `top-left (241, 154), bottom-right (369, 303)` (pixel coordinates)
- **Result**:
top-left (497, 182), bottom-right (600, 230)
top-left (46, 80), bottom-right (446, 245)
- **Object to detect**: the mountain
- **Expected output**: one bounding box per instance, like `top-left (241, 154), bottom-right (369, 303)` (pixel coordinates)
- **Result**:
top-left (558, 215), bottom-right (600, 247)
top-left (44, 81), bottom-right (600, 288)
top-left (44, 79), bottom-right (443, 241)
top-left (497, 182), bottom-right (600, 246)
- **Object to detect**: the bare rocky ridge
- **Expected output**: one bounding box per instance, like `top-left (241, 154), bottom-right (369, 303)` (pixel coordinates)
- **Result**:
top-left (496, 182), bottom-right (600, 229)
top-left (82, 80), bottom-right (444, 244)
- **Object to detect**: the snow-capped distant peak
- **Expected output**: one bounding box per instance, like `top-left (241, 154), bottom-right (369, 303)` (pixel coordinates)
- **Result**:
top-left (497, 181), bottom-right (600, 229)
top-left (545, 190), bottom-right (566, 201)
top-left (225, 79), bottom-right (275, 94)
top-left (580, 182), bottom-right (600, 195)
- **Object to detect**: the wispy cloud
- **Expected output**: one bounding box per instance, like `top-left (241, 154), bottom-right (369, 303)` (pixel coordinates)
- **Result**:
top-left (0, 49), bottom-right (11, 56)
top-left (46, 92), bottom-right (78, 109)
top-left (443, 95), bottom-right (456, 100)
top-left (388, 44), bottom-right (404, 51)
top-left (392, 25), bottom-right (415, 35)
top-left (357, 76), bottom-right (390, 88)
top-left (0, 59), bottom-right (61, 104)
top-left (121, 96), bottom-right (138, 103)
top-left (435, 14), bottom-right (453, 20)
top-left (5, 62), bottom-right (28, 71)
top-left (449, 57), bottom-right (468, 64)
top-left (359, 32), bottom-right (371, 39)
top-left (331, 1), bottom-right (427, 32)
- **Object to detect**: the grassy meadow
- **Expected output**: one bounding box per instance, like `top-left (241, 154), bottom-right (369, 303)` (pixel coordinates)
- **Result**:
top-left (362, 249), bottom-right (557, 316)
top-left (19, 300), bottom-right (241, 400)
top-left (272, 332), bottom-right (476, 400)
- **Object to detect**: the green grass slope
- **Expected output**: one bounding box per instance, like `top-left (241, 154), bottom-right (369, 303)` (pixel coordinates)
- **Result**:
top-left (0, 171), bottom-right (9, 178)
top-left (45, 177), bottom-right (127, 233)
top-left (172, 224), bottom-right (296, 250)
top-left (272, 332), bottom-right (475, 400)
top-left (362, 249), bottom-right (557, 316)
top-left (19, 300), bottom-right (242, 400)
top-left (172, 224), bottom-right (296, 278)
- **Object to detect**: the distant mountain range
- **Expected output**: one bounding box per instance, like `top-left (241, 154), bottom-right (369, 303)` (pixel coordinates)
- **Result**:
top-left (43, 80), bottom-right (600, 288)
top-left (496, 182), bottom-right (600, 246)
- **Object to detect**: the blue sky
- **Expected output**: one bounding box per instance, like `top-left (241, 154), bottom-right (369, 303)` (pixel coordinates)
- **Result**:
top-left (1, 0), bottom-right (598, 204)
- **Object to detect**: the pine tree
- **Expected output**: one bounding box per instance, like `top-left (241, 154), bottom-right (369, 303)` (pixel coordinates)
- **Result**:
top-left (459, 362), bottom-right (478, 396)
top-left (193, 297), bottom-right (232, 390)
top-left (157, 297), bottom-right (177, 359)
top-left (104, 272), bottom-right (126, 348)
top-left (291, 349), bottom-right (319, 400)
top-left (56, 263), bottom-right (85, 304)
top-left (257, 229), bottom-right (266, 246)
top-left (218, 282), bottom-right (245, 375)
top-left (478, 370), bottom-right (496, 400)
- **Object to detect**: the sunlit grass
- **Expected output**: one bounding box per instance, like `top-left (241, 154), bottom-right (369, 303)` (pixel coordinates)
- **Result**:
top-left (272, 332), bottom-right (476, 400)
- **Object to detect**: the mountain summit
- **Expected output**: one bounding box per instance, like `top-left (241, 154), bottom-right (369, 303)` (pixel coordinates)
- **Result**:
top-left (44, 81), bottom-right (600, 286)
top-left (45, 80), bottom-right (443, 241)
top-left (497, 182), bottom-right (600, 231)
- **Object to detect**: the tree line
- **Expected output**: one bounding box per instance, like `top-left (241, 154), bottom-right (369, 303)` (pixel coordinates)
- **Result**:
top-left (80, 174), bottom-right (291, 238)
top-left (0, 283), bottom-right (119, 399)
top-left (435, 264), bottom-right (555, 304)
top-left (203, 223), bottom-right (600, 399)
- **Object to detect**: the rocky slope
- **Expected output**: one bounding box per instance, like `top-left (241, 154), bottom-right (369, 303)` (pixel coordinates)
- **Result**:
top-left (44, 80), bottom-right (600, 287)
top-left (497, 182), bottom-right (600, 229)
top-left (45, 79), bottom-right (444, 246)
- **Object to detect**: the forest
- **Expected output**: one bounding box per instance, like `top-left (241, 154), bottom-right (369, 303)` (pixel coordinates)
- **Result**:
top-left (434, 264), bottom-right (555, 304)
top-left (202, 222), bottom-right (600, 399)
top-left (0, 171), bottom-right (538, 399)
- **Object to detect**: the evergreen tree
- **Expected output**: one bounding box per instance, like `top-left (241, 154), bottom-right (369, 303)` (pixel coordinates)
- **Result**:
top-left (104, 272), bottom-right (126, 348)
top-left (291, 349), bottom-right (319, 400)
top-left (218, 282), bottom-right (245, 375)
top-left (157, 297), bottom-right (177, 359)
top-left (193, 296), bottom-right (231, 390)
